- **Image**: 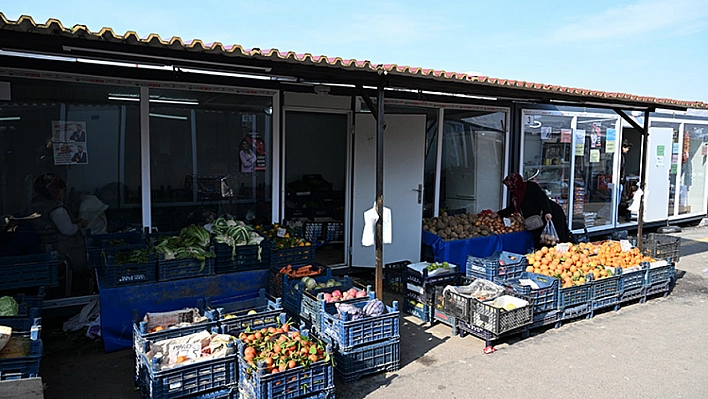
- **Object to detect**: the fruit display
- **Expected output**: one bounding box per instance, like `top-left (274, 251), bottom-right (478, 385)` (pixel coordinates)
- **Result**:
top-left (425, 261), bottom-right (452, 272)
top-left (256, 223), bottom-right (311, 250)
top-left (238, 323), bottom-right (330, 375)
top-left (524, 241), bottom-right (657, 288)
top-left (316, 287), bottom-right (368, 304)
top-left (422, 210), bottom-right (524, 241)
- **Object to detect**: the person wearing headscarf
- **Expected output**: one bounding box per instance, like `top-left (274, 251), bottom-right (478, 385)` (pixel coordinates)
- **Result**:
top-left (493, 172), bottom-right (570, 249)
top-left (28, 173), bottom-right (88, 295)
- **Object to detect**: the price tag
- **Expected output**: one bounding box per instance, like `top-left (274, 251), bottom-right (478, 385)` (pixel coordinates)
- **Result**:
top-left (554, 243), bottom-right (569, 254)
top-left (620, 240), bottom-right (633, 252)
top-left (503, 218), bottom-right (511, 227)
top-left (168, 342), bottom-right (201, 364)
top-left (277, 227), bottom-right (287, 238)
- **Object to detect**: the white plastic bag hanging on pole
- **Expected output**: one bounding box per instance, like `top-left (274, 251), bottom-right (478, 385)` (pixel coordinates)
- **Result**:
top-left (362, 202), bottom-right (392, 246)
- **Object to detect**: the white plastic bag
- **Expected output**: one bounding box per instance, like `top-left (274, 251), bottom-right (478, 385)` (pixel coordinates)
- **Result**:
top-left (540, 221), bottom-right (559, 245)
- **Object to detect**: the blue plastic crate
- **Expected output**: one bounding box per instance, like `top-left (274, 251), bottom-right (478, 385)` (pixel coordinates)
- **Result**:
top-left (405, 262), bottom-right (460, 287)
top-left (157, 254), bottom-right (215, 282)
top-left (270, 246), bottom-right (316, 269)
top-left (319, 299), bottom-right (398, 351)
top-left (283, 273), bottom-right (353, 326)
top-left (214, 233), bottom-right (271, 274)
top-left (613, 264), bottom-right (648, 292)
top-left (557, 283), bottom-right (591, 309)
top-left (560, 302), bottom-right (591, 322)
top-left (334, 337), bottom-right (400, 383)
top-left (466, 251), bottom-right (526, 281)
top-left (644, 280), bottom-right (671, 298)
top-left (140, 344), bottom-right (238, 399)
top-left (502, 272), bottom-right (559, 313)
top-left (270, 263), bottom-right (329, 300)
top-left (0, 250), bottom-right (59, 290)
top-left (646, 261), bottom-right (674, 286)
top-left (0, 332), bottom-right (43, 381)
top-left (102, 252), bottom-right (156, 288)
top-left (237, 331), bottom-right (334, 399)
top-left (431, 284), bottom-right (458, 333)
top-left (404, 284), bottom-right (434, 305)
top-left (620, 286), bottom-right (646, 304)
top-left (210, 289), bottom-right (283, 336)
top-left (302, 284), bottom-right (372, 334)
top-left (530, 310), bottom-right (561, 329)
top-left (591, 294), bottom-right (620, 313)
top-left (0, 290), bottom-right (44, 333)
top-left (589, 273), bottom-right (621, 301)
top-left (403, 299), bottom-right (430, 323)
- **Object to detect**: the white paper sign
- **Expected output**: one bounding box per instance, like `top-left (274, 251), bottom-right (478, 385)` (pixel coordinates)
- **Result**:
top-left (277, 227), bottom-right (287, 238)
top-left (620, 240), bottom-right (633, 252)
top-left (168, 342), bottom-right (202, 364)
top-left (503, 218), bottom-right (511, 227)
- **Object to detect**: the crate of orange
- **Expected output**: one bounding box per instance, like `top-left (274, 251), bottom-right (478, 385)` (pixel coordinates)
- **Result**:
top-left (236, 321), bottom-right (334, 399)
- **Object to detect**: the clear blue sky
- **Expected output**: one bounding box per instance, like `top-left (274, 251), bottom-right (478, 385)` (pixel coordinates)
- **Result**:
top-left (2, 0), bottom-right (707, 103)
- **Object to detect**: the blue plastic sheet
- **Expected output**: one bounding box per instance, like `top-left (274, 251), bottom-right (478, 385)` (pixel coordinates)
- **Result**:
top-left (98, 269), bottom-right (268, 353)
top-left (422, 230), bottom-right (533, 274)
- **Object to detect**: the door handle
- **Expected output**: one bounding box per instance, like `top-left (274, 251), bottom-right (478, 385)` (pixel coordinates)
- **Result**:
top-left (412, 184), bottom-right (423, 204)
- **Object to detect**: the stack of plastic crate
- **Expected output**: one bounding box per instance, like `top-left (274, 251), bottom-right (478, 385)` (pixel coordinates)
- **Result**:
top-left (0, 289), bottom-right (44, 382)
top-left (403, 261), bottom-right (460, 323)
top-left (318, 296), bottom-right (400, 383)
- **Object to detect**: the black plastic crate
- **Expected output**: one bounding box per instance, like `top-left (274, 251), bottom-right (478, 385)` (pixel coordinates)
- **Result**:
top-left (642, 233), bottom-right (680, 263)
top-left (214, 233), bottom-right (271, 274)
top-left (0, 250), bottom-right (59, 290)
top-left (157, 254), bottom-right (215, 282)
top-left (86, 231), bottom-right (146, 269)
top-left (102, 252), bottom-right (156, 288)
top-left (270, 245), bottom-right (316, 269)
top-left (404, 262), bottom-right (460, 287)
top-left (334, 337), bottom-right (400, 383)
top-left (466, 251), bottom-right (526, 281)
top-left (383, 260), bottom-right (410, 294)
top-left (0, 289), bottom-right (45, 333)
top-left (268, 263), bottom-right (327, 299)
top-left (467, 290), bottom-right (534, 335)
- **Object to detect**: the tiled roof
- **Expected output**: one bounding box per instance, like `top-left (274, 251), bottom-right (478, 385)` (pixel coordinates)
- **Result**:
top-left (2, 13), bottom-right (707, 110)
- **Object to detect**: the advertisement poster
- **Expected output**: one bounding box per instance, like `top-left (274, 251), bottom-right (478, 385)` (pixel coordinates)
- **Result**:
top-left (239, 133), bottom-right (266, 172)
top-left (560, 129), bottom-right (572, 143)
top-left (605, 128), bottom-right (616, 153)
top-left (574, 129), bottom-right (586, 154)
top-left (52, 121), bottom-right (88, 165)
top-left (541, 126), bottom-right (552, 140)
top-left (590, 149), bottom-right (600, 163)
top-left (590, 123), bottom-right (602, 148)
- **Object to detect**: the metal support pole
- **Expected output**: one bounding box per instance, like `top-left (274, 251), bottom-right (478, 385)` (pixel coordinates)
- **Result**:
top-left (636, 110), bottom-right (651, 250)
top-left (375, 82), bottom-right (385, 300)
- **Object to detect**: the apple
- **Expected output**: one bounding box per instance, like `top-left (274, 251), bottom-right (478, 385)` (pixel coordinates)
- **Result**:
top-left (355, 290), bottom-right (368, 298)
top-left (331, 289), bottom-right (342, 298)
top-left (347, 288), bottom-right (358, 297)
top-left (323, 293), bottom-right (333, 302)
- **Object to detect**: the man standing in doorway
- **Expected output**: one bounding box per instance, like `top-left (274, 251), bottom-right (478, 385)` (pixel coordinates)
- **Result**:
top-left (618, 139), bottom-right (633, 221)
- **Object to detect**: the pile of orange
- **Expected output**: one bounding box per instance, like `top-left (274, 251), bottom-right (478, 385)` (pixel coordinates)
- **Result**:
top-left (524, 241), bottom-right (657, 289)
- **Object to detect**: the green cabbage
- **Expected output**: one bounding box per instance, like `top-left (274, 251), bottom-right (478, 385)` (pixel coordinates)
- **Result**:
top-left (0, 296), bottom-right (19, 317)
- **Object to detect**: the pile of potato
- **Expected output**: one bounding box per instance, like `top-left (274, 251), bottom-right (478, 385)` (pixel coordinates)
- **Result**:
top-left (422, 210), bottom-right (525, 241)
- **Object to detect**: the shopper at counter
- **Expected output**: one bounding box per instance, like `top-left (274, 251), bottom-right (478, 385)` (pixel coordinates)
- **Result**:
top-left (28, 173), bottom-right (89, 295)
top-left (493, 172), bottom-right (570, 249)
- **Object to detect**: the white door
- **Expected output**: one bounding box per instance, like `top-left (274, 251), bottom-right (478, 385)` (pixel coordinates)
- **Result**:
top-left (351, 114), bottom-right (426, 267)
top-left (643, 127), bottom-right (673, 222)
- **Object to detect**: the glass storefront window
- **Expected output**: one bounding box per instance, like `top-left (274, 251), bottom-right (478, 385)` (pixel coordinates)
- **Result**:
top-left (680, 123), bottom-right (708, 215)
top-left (522, 114), bottom-right (573, 219)
top-left (575, 116), bottom-right (619, 228)
top-left (0, 77), bottom-right (141, 235)
top-left (440, 108), bottom-right (507, 214)
top-left (147, 89), bottom-right (273, 231)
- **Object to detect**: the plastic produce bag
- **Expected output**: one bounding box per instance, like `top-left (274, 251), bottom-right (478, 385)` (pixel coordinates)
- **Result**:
top-left (0, 296), bottom-right (19, 317)
top-left (540, 221), bottom-right (559, 245)
top-left (443, 279), bottom-right (503, 302)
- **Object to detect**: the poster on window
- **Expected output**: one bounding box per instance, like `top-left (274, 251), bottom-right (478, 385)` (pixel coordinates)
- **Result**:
top-left (52, 121), bottom-right (89, 165)
top-left (540, 126), bottom-right (552, 140)
top-left (605, 128), bottom-right (616, 153)
top-left (240, 133), bottom-right (266, 172)
top-left (574, 129), bottom-right (586, 154)
top-left (560, 129), bottom-right (572, 143)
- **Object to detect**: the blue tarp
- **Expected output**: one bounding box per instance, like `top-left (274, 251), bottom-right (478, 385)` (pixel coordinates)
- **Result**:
top-left (422, 230), bottom-right (533, 274)
top-left (98, 269), bottom-right (268, 353)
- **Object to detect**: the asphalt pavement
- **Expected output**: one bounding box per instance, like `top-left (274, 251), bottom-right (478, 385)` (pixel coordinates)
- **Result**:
top-left (37, 225), bottom-right (708, 399)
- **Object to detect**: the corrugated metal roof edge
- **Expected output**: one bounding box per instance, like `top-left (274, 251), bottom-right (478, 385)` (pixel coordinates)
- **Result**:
top-left (1, 13), bottom-right (707, 110)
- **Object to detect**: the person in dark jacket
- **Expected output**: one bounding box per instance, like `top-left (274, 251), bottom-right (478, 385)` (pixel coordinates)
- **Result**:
top-left (28, 173), bottom-right (88, 295)
top-left (493, 173), bottom-right (570, 249)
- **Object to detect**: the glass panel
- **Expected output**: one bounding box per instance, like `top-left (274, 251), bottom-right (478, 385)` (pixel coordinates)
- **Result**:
top-left (680, 123), bottom-right (708, 215)
top-left (522, 114), bottom-right (573, 221)
top-left (574, 116), bottom-right (619, 228)
top-left (148, 89), bottom-right (273, 232)
top-left (651, 121), bottom-right (681, 216)
top-left (441, 109), bottom-right (507, 214)
top-left (0, 77), bottom-right (141, 234)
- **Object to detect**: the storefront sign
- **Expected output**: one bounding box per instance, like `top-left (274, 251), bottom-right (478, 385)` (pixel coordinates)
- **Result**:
top-left (605, 128), bottom-right (616, 153)
top-left (574, 129), bottom-right (585, 153)
top-left (560, 129), bottom-right (572, 143)
top-left (52, 120), bottom-right (89, 165)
